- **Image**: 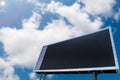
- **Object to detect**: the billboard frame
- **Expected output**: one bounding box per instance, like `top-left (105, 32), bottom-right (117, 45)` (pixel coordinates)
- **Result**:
top-left (34, 27), bottom-right (119, 74)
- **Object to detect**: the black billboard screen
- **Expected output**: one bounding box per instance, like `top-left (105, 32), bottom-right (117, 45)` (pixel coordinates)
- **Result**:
top-left (34, 28), bottom-right (119, 73)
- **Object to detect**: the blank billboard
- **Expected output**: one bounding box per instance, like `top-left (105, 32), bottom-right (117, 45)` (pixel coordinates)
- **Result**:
top-left (34, 28), bottom-right (119, 73)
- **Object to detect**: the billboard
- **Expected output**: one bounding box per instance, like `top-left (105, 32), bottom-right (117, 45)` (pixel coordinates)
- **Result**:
top-left (34, 28), bottom-right (119, 73)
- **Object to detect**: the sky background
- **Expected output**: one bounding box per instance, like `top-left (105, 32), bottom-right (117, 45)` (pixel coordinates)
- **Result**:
top-left (0, 0), bottom-right (120, 80)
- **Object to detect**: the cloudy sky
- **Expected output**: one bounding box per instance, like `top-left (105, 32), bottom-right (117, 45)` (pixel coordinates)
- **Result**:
top-left (0, 0), bottom-right (120, 80)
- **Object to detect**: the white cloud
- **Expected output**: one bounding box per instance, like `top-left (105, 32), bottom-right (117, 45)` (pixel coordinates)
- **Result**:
top-left (22, 11), bottom-right (41, 30)
top-left (0, 58), bottom-right (20, 80)
top-left (29, 73), bottom-right (54, 80)
top-left (0, 12), bottom-right (42, 68)
top-left (29, 73), bottom-right (39, 80)
top-left (0, 1), bottom-right (103, 69)
top-left (47, 74), bottom-right (54, 78)
top-left (114, 9), bottom-right (120, 21)
top-left (44, 1), bottom-right (103, 33)
top-left (77, 0), bottom-right (115, 16)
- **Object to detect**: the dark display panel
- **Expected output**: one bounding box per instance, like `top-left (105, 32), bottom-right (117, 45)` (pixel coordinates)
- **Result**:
top-left (35, 28), bottom-right (119, 73)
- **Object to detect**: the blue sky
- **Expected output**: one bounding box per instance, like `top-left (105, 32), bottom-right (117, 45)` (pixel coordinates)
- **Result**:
top-left (0, 0), bottom-right (120, 80)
